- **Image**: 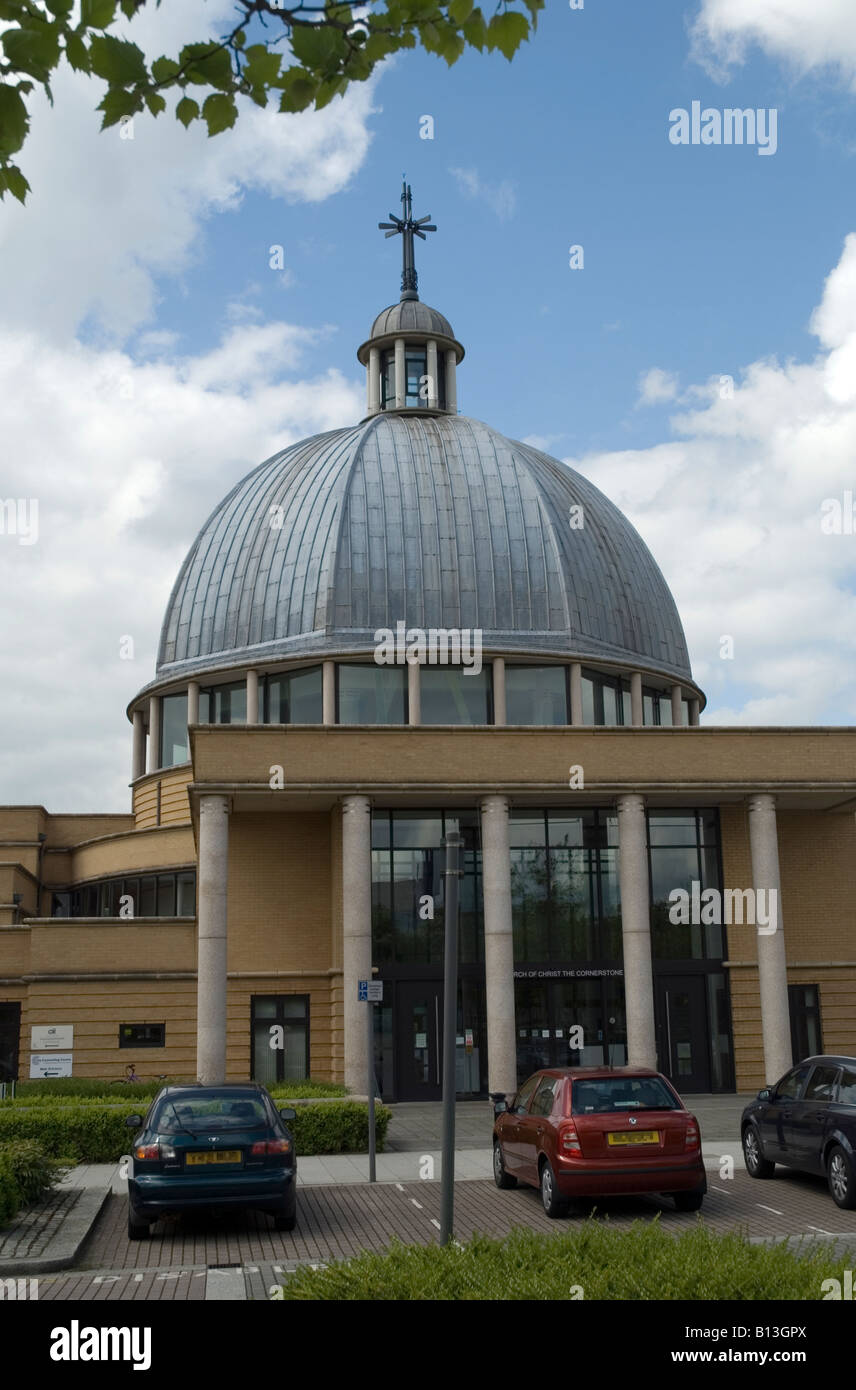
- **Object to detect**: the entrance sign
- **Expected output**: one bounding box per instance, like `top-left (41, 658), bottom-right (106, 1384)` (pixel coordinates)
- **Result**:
top-left (366, 982), bottom-right (383, 1002)
top-left (31, 1024), bottom-right (73, 1050)
top-left (30, 1053), bottom-right (72, 1078)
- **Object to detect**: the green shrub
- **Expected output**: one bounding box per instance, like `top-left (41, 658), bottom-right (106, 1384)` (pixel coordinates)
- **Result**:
top-left (277, 1222), bottom-right (852, 1301)
top-left (11, 1077), bottom-right (347, 1103)
top-left (268, 1082), bottom-right (347, 1100)
top-left (0, 1150), bottom-right (20, 1227)
top-left (0, 1099), bottom-right (388, 1162)
top-left (0, 1139), bottom-right (61, 1205)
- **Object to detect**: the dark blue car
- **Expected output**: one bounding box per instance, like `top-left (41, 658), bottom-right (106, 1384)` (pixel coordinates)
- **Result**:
top-left (126, 1083), bottom-right (297, 1239)
top-left (741, 1054), bottom-right (856, 1208)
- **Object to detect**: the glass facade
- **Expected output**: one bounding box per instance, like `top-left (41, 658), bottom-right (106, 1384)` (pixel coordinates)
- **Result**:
top-left (581, 670), bottom-right (631, 726)
top-left (199, 681), bottom-right (246, 724)
top-left (160, 692), bottom-right (189, 766)
top-left (52, 870), bottom-right (196, 919)
top-left (264, 666), bottom-right (322, 723)
top-left (338, 664), bottom-right (407, 724)
top-left (380, 343), bottom-right (446, 409)
top-left (420, 667), bottom-right (491, 725)
top-left (504, 665), bottom-right (568, 724)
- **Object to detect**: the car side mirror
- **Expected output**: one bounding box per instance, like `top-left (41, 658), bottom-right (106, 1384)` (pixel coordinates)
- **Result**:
top-left (493, 1100), bottom-right (507, 1116)
top-left (125, 1114), bottom-right (143, 1128)
top-left (279, 1107), bottom-right (297, 1122)
top-left (757, 1088), bottom-right (771, 1101)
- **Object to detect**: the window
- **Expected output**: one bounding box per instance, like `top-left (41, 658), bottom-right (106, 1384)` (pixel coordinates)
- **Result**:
top-left (838, 1068), bottom-right (856, 1106)
top-left (648, 809), bottom-right (723, 960)
top-left (571, 1075), bottom-right (679, 1114)
top-left (160, 692), bottom-right (189, 767)
top-left (251, 995), bottom-right (309, 1085)
top-left (580, 670), bottom-right (630, 726)
top-left (337, 664), bottom-right (406, 724)
top-left (199, 681), bottom-right (246, 724)
top-left (380, 343), bottom-right (446, 409)
top-left (512, 1072), bottom-right (541, 1115)
top-left (264, 666), bottom-right (322, 724)
top-left (789, 983), bottom-right (822, 1061)
top-left (420, 667), bottom-right (491, 725)
top-left (505, 666), bottom-right (568, 725)
top-left (530, 1076), bottom-right (559, 1117)
top-left (804, 1065), bottom-right (840, 1101)
top-left (51, 871), bottom-right (196, 919)
top-left (119, 1023), bottom-right (165, 1048)
top-left (372, 810), bottom-right (482, 967)
top-left (776, 1064), bottom-right (811, 1101)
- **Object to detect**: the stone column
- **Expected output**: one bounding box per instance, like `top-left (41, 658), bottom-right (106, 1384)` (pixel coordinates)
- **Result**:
top-left (246, 669), bottom-right (259, 724)
top-left (492, 657), bottom-right (506, 726)
top-left (445, 351), bottom-right (457, 414)
top-left (131, 709), bottom-right (146, 782)
top-left (748, 794), bottom-right (792, 1084)
top-left (426, 338), bottom-right (438, 408)
top-left (342, 795), bottom-right (373, 1094)
top-left (394, 338), bottom-right (406, 409)
top-left (630, 672), bottom-right (643, 727)
top-left (197, 794), bottom-right (230, 1084)
top-left (689, 698), bottom-right (700, 727)
top-left (147, 696), bottom-right (161, 773)
top-left (407, 660), bottom-right (421, 726)
top-left (570, 662), bottom-right (583, 725)
top-left (616, 793), bottom-right (656, 1068)
top-left (671, 684), bottom-right (683, 727)
top-left (480, 795), bottom-right (517, 1097)
top-left (322, 661), bottom-right (336, 725)
top-left (368, 346), bottom-right (380, 414)
top-left (187, 681), bottom-right (200, 726)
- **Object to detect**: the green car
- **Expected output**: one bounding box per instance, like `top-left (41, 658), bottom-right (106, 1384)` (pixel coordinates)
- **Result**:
top-left (126, 1083), bottom-right (297, 1239)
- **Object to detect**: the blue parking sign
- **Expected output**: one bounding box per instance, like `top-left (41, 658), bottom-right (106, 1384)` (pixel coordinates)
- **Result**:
top-left (358, 980), bottom-right (368, 1001)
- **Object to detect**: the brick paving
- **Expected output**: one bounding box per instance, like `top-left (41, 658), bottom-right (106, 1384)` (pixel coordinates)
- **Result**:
top-left (0, 1188), bottom-right (83, 1260)
top-left (27, 1164), bottom-right (856, 1300)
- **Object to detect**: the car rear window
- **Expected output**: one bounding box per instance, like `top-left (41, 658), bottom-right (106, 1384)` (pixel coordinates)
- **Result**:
top-left (155, 1096), bottom-right (269, 1132)
top-left (571, 1077), bottom-right (680, 1115)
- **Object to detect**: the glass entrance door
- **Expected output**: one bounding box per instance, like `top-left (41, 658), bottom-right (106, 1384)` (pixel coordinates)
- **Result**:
top-left (395, 981), bottom-right (443, 1101)
top-left (0, 1003), bottom-right (20, 1082)
top-left (656, 976), bottom-right (710, 1092)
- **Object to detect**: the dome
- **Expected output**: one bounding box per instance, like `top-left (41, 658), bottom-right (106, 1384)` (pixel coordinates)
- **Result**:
top-left (370, 301), bottom-right (456, 340)
top-left (155, 412), bottom-right (692, 684)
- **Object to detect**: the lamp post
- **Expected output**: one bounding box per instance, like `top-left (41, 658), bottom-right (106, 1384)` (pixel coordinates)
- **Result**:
top-left (440, 830), bottom-right (463, 1245)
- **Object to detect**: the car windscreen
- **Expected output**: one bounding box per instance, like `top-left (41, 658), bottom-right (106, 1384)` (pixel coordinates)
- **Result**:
top-left (572, 1077), bottom-right (680, 1115)
top-left (154, 1097), bottom-right (269, 1132)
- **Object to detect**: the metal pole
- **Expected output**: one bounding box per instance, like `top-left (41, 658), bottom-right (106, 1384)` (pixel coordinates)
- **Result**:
top-left (440, 831), bottom-right (463, 1245)
top-left (367, 999), bottom-right (376, 1183)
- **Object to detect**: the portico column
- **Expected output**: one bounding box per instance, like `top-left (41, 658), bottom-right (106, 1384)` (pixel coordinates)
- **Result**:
top-left (480, 795), bottom-right (517, 1097)
top-left (689, 698), bottom-right (700, 727)
top-left (197, 794), bottom-right (230, 1084)
top-left (444, 350), bottom-right (457, 414)
top-left (407, 660), bottom-right (421, 725)
top-left (492, 657), bottom-right (506, 726)
top-left (616, 793), bottom-right (656, 1068)
top-left (630, 672), bottom-right (643, 727)
top-left (748, 794), bottom-right (792, 1084)
top-left (147, 696), bottom-right (161, 773)
top-left (570, 663), bottom-right (583, 725)
top-left (246, 669), bottom-right (259, 724)
top-left (426, 338), bottom-right (438, 408)
top-left (322, 661), bottom-right (336, 725)
top-left (394, 338), bottom-right (406, 409)
top-left (187, 681), bottom-right (200, 726)
top-left (131, 709), bottom-right (146, 782)
top-left (671, 684), bottom-right (683, 727)
top-left (368, 346), bottom-right (380, 414)
top-left (342, 795), bottom-right (372, 1094)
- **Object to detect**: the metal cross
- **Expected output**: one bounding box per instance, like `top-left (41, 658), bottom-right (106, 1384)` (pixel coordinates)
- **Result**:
top-left (379, 178), bottom-right (436, 301)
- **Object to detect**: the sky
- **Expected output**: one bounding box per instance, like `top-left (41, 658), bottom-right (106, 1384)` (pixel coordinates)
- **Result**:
top-left (2, 0), bottom-right (856, 811)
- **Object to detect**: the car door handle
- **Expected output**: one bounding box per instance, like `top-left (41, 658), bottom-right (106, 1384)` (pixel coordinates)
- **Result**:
top-left (536, 1126), bottom-right (543, 1135)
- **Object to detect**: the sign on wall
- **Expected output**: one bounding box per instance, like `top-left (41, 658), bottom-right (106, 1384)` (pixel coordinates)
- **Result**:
top-left (31, 1025), bottom-right (73, 1050)
top-left (30, 1053), bottom-right (73, 1079)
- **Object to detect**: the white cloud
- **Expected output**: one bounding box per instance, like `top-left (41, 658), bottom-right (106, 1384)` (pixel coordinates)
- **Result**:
top-left (637, 367), bottom-right (680, 406)
top-left (568, 234), bottom-right (856, 726)
top-left (449, 166), bottom-right (516, 221)
top-left (691, 0), bottom-right (856, 88)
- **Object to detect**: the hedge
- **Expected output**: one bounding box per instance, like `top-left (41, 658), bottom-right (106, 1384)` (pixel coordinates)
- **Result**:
top-left (10, 1078), bottom-right (347, 1102)
top-left (0, 1100), bottom-right (389, 1163)
top-left (0, 1139), bottom-right (60, 1228)
top-left (276, 1222), bottom-right (852, 1301)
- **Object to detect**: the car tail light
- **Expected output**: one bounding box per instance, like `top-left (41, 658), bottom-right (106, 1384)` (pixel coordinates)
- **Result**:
top-left (559, 1122), bottom-right (581, 1153)
top-left (685, 1119), bottom-right (700, 1150)
top-left (251, 1139), bottom-right (292, 1155)
top-left (135, 1144), bottom-right (159, 1160)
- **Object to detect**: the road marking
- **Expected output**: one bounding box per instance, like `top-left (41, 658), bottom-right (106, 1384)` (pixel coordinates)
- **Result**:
top-left (430, 1218), bottom-right (441, 1230)
top-left (711, 1186), bottom-right (730, 1193)
top-left (395, 1183), bottom-right (405, 1192)
top-left (411, 1199), bottom-right (423, 1210)
top-left (156, 1272), bottom-right (183, 1280)
top-left (807, 1225), bottom-right (834, 1235)
top-left (133, 1274), bottom-right (143, 1282)
top-left (756, 1204), bottom-right (784, 1215)
top-left (206, 1268), bottom-right (246, 1301)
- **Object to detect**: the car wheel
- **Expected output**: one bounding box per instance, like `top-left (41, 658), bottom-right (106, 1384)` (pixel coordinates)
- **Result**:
top-left (493, 1140), bottom-right (517, 1190)
top-left (127, 1206), bottom-right (150, 1241)
top-left (742, 1124), bottom-right (775, 1179)
top-left (671, 1189), bottom-right (704, 1212)
top-left (539, 1159), bottom-right (568, 1219)
top-left (827, 1145), bottom-right (856, 1210)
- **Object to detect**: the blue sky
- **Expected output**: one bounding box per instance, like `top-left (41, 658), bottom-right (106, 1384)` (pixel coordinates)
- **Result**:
top-left (3, 0), bottom-right (856, 808)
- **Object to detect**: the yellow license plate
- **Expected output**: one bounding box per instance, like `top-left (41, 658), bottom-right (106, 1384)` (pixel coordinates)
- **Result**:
top-left (186, 1151), bottom-right (242, 1165)
top-left (607, 1131), bottom-right (659, 1146)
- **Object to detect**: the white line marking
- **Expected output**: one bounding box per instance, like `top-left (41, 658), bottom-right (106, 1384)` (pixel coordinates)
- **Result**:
top-left (157, 1272), bottom-right (181, 1280)
top-left (395, 1183), bottom-right (405, 1191)
top-left (411, 1199), bottom-right (423, 1210)
top-left (93, 1276), bottom-right (119, 1284)
top-left (807, 1225), bottom-right (833, 1235)
top-left (711, 1186), bottom-right (730, 1193)
top-left (430, 1218), bottom-right (441, 1230)
top-left (133, 1274), bottom-right (143, 1282)
top-left (756, 1204), bottom-right (784, 1215)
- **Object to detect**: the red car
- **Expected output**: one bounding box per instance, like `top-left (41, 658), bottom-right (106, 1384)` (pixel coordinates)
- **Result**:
top-left (493, 1066), bottom-right (707, 1217)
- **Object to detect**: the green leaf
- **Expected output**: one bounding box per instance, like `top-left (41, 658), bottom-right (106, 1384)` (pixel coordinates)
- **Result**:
top-left (363, 32), bottom-right (396, 63)
top-left (175, 95), bottom-right (199, 127)
top-left (45, 0), bottom-right (75, 17)
top-left (96, 85), bottom-right (140, 128)
top-left (0, 84), bottom-right (29, 157)
top-left (462, 7), bottom-right (487, 50)
top-left (89, 35), bottom-right (147, 85)
top-left (201, 91), bottom-right (237, 136)
top-left (65, 32), bottom-right (92, 72)
top-left (144, 90), bottom-right (166, 115)
top-left (314, 75), bottom-right (346, 109)
top-left (80, 0), bottom-right (117, 28)
top-left (150, 55), bottom-right (180, 83)
top-left (278, 69), bottom-right (318, 113)
top-left (438, 30), bottom-right (465, 65)
top-left (233, 28), bottom-right (246, 49)
top-left (0, 3), bottom-right (30, 19)
top-left (119, 0), bottom-right (141, 17)
top-left (448, 0), bottom-right (473, 24)
top-left (290, 23), bottom-right (342, 71)
top-left (2, 25), bottom-right (62, 83)
top-left (0, 162), bottom-right (30, 203)
top-left (486, 10), bottom-right (528, 60)
top-left (243, 45), bottom-right (282, 88)
top-left (178, 42), bottom-right (233, 89)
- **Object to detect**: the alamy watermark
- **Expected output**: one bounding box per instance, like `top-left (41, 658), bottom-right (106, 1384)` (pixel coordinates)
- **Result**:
top-left (374, 621), bottom-right (483, 675)
top-left (0, 497), bottom-right (38, 545)
top-left (669, 102), bottom-right (777, 156)
top-left (668, 882), bottom-right (778, 935)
